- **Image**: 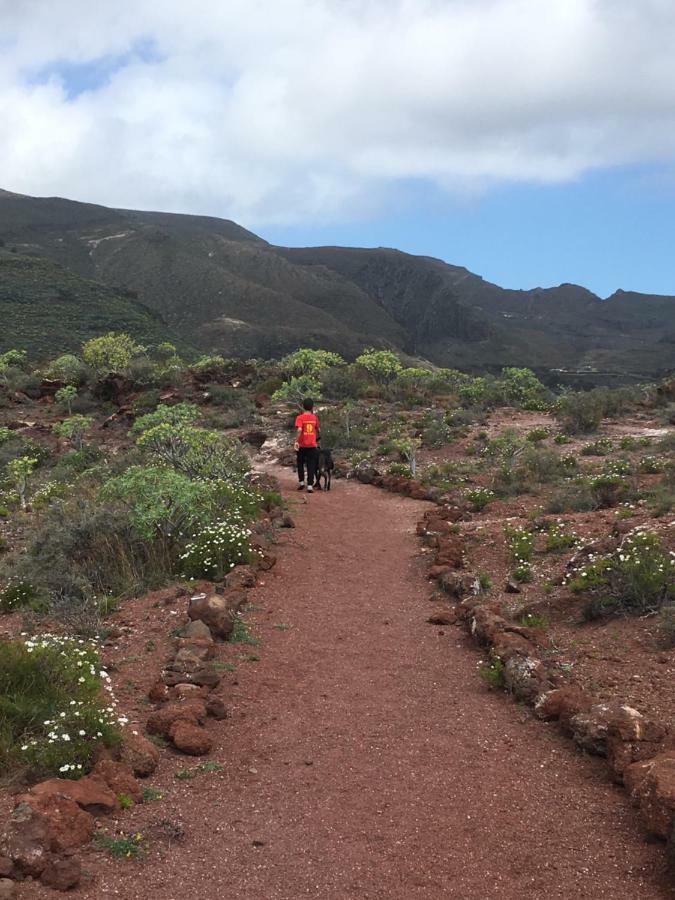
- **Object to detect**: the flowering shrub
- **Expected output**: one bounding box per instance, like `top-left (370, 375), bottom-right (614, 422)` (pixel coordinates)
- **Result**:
top-left (0, 634), bottom-right (122, 777)
top-left (504, 525), bottom-right (535, 583)
top-left (30, 480), bottom-right (70, 509)
top-left (465, 487), bottom-right (495, 511)
top-left (386, 462), bottom-right (413, 479)
top-left (0, 579), bottom-right (43, 614)
top-left (179, 516), bottom-right (254, 580)
top-left (568, 529), bottom-right (675, 617)
top-left (638, 455), bottom-right (664, 474)
top-left (585, 469), bottom-right (629, 508)
top-left (526, 427), bottom-right (549, 443)
top-left (581, 438), bottom-right (614, 456)
top-left (545, 522), bottom-right (580, 553)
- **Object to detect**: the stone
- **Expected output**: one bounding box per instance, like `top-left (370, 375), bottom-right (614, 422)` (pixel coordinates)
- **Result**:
top-left (225, 567), bottom-right (257, 590)
top-left (173, 683), bottom-right (206, 698)
top-left (0, 803), bottom-right (51, 877)
top-left (569, 701), bottom-right (652, 757)
top-left (504, 579), bottom-right (522, 594)
top-left (190, 669), bottom-right (222, 689)
top-left (148, 681), bottom-right (170, 704)
top-left (40, 856), bottom-right (81, 891)
top-left (30, 775), bottom-right (117, 813)
top-left (205, 697), bottom-right (229, 720)
top-left (146, 699), bottom-right (207, 738)
top-left (0, 859), bottom-right (12, 879)
top-left (434, 534), bottom-right (465, 569)
top-left (92, 758), bottom-right (143, 804)
top-left (169, 722), bottom-right (214, 756)
top-left (607, 736), bottom-right (666, 783)
top-left (188, 593), bottom-right (235, 639)
top-left (280, 514), bottom-right (295, 529)
top-left (10, 795), bottom-right (94, 861)
top-left (180, 619), bottom-right (213, 641)
top-left (630, 753), bottom-right (675, 838)
top-left (438, 570), bottom-right (480, 599)
top-left (119, 731), bottom-right (160, 778)
top-left (503, 656), bottom-right (550, 704)
top-left (534, 687), bottom-right (593, 734)
top-left (169, 646), bottom-right (213, 675)
top-left (427, 607), bottom-right (457, 626)
top-left (471, 607), bottom-right (508, 646)
top-left (0, 879), bottom-right (15, 900)
top-left (257, 551), bottom-right (277, 572)
top-left (491, 631), bottom-right (535, 663)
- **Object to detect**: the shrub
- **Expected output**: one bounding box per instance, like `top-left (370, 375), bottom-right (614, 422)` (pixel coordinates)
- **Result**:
top-left (554, 433), bottom-right (572, 445)
top-left (82, 333), bottom-right (145, 377)
top-left (526, 427), bottom-right (549, 443)
top-left (320, 364), bottom-right (366, 399)
top-left (586, 471), bottom-right (628, 508)
top-left (554, 390), bottom-right (605, 434)
top-left (547, 482), bottom-right (597, 514)
top-left (478, 654), bottom-right (505, 689)
top-left (0, 579), bottom-right (43, 614)
top-left (280, 349), bottom-right (345, 376)
top-left (465, 487), bottom-right (495, 511)
top-left (179, 516), bottom-right (254, 580)
top-left (387, 462), bottom-right (413, 479)
top-left (355, 349), bottom-right (402, 383)
top-left (499, 367), bottom-right (551, 411)
top-left (619, 436), bottom-right (636, 451)
top-left (519, 447), bottom-right (564, 483)
top-left (0, 635), bottom-right (121, 778)
top-left (44, 354), bottom-right (88, 385)
top-left (0, 427), bottom-right (11, 445)
top-left (545, 523), bottom-right (580, 552)
top-left (568, 529), bottom-right (674, 617)
top-left (638, 455), bottom-right (664, 474)
top-left (420, 413), bottom-right (454, 449)
top-left (504, 525), bottom-right (535, 563)
top-left (581, 438), bottom-right (613, 456)
top-left (136, 424), bottom-right (250, 482)
top-left (52, 415), bottom-right (94, 451)
top-left (5, 456), bottom-right (38, 510)
top-left (271, 375), bottom-right (323, 405)
top-left (513, 563), bottom-right (534, 583)
top-left (131, 402), bottom-right (200, 435)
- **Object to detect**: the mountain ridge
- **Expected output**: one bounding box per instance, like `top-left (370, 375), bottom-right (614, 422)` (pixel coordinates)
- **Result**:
top-left (1, 190), bottom-right (673, 382)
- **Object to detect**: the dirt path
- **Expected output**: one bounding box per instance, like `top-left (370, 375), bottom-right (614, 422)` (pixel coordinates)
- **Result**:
top-left (35, 471), bottom-right (672, 899)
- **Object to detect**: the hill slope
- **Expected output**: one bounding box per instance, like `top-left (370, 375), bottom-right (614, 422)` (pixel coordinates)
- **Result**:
top-left (0, 251), bottom-right (183, 358)
top-left (1, 189), bottom-right (673, 380)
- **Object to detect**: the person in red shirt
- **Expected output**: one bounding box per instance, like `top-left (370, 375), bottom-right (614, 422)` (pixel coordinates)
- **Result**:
top-left (294, 397), bottom-right (320, 493)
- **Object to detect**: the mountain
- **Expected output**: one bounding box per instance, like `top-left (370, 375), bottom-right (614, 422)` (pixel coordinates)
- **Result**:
top-left (1, 189), bottom-right (673, 382)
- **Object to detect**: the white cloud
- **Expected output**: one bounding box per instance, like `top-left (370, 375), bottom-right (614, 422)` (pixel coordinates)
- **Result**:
top-left (1, 0), bottom-right (675, 224)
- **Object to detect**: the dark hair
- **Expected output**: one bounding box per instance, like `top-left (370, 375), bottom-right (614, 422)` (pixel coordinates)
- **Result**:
top-left (302, 397), bottom-right (314, 411)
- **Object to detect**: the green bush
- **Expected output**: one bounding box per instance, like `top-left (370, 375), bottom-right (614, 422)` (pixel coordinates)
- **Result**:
top-left (0, 635), bottom-right (121, 778)
top-left (545, 523), bottom-right (580, 552)
top-left (82, 332), bottom-right (145, 377)
top-left (581, 438), bottom-right (613, 456)
top-left (526, 427), bottom-right (549, 443)
top-left (420, 412), bottom-right (454, 448)
top-left (504, 525), bottom-right (535, 564)
top-left (355, 348), bottom-right (402, 383)
top-left (568, 529), bottom-right (674, 617)
top-left (52, 415), bottom-right (94, 451)
top-left (554, 390), bottom-right (605, 434)
top-left (131, 402), bottom-right (200, 435)
top-left (136, 424), bottom-right (250, 482)
top-left (465, 487), bottom-right (495, 511)
top-left (387, 462), bottom-right (413, 479)
top-left (280, 349), bottom-right (345, 376)
top-left (271, 375), bottom-right (323, 405)
top-left (0, 579), bottom-right (43, 614)
top-left (499, 368), bottom-right (551, 411)
top-left (43, 354), bottom-right (88, 385)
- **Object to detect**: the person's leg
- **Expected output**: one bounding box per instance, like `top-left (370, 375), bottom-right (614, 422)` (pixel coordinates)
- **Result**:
top-left (306, 447), bottom-right (319, 491)
top-left (297, 449), bottom-right (306, 487)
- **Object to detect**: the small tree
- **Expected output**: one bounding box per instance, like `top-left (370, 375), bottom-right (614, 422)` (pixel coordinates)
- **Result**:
top-left (280, 349), bottom-right (346, 377)
top-left (136, 424), bottom-right (250, 482)
top-left (355, 349), bottom-right (402, 383)
top-left (390, 436), bottom-right (422, 477)
top-left (131, 402), bottom-right (201, 436)
top-left (82, 333), bottom-right (145, 377)
top-left (52, 415), bottom-right (94, 451)
top-left (6, 456), bottom-right (38, 510)
top-left (0, 349), bottom-right (28, 386)
top-left (54, 385), bottom-right (78, 414)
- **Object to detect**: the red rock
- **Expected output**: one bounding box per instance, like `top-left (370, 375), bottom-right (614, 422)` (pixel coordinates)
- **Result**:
top-left (491, 631), bottom-right (534, 662)
top-left (0, 878), bottom-right (15, 900)
top-left (190, 669), bottom-right (221, 689)
top-left (607, 736), bottom-right (666, 783)
top-left (434, 534), bottom-right (465, 569)
top-left (180, 619), bottom-right (213, 641)
top-left (0, 802), bottom-right (51, 877)
top-left (119, 731), bottom-right (160, 778)
top-left (40, 855), bottom-right (81, 891)
top-left (471, 607), bottom-right (508, 646)
top-left (172, 683), bottom-right (207, 699)
top-left (630, 753), bottom-right (675, 838)
top-left (225, 565), bottom-right (257, 590)
top-left (427, 607), bottom-right (457, 626)
top-left (146, 699), bottom-right (207, 738)
top-left (30, 775), bottom-right (117, 813)
top-left (257, 551), bottom-right (277, 572)
top-left (205, 696), bottom-right (229, 720)
top-left (169, 721), bottom-right (214, 756)
top-left (570, 702), bottom-right (658, 757)
top-left (0, 858), bottom-right (12, 878)
top-left (148, 681), bottom-right (170, 704)
top-left (92, 758), bottom-right (143, 804)
top-left (534, 687), bottom-right (592, 734)
top-left (188, 593), bottom-right (236, 639)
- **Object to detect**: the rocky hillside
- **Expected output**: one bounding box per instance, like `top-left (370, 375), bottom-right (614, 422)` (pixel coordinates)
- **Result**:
top-left (1, 189), bottom-right (674, 381)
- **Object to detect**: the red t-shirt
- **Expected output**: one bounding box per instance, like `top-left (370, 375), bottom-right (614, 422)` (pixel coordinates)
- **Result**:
top-left (295, 412), bottom-right (320, 448)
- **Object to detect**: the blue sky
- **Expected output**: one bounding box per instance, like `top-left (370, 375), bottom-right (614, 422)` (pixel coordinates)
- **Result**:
top-left (263, 165), bottom-right (675, 298)
top-left (2, 0), bottom-right (675, 300)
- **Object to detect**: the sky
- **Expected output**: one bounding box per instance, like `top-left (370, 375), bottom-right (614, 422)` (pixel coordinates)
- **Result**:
top-left (1, 0), bottom-right (675, 298)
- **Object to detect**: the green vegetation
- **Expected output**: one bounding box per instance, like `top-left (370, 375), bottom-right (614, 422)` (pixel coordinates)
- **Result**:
top-left (0, 635), bottom-right (121, 778)
top-left (94, 831), bottom-right (146, 860)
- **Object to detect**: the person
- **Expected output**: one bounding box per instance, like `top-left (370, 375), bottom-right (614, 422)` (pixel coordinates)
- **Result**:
top-left (294, 397), bottom-right (320, 493)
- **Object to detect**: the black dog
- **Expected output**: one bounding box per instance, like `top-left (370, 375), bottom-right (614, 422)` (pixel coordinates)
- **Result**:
top-left (314, 448), bottom-right (334, 491)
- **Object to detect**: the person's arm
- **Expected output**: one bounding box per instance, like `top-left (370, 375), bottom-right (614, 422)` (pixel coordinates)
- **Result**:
top-left (294, 421), bottom-right (302, 451)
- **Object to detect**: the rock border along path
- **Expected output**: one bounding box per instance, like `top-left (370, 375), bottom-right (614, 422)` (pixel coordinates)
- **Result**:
top-left (28, 471), bottom-right (672, 899)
